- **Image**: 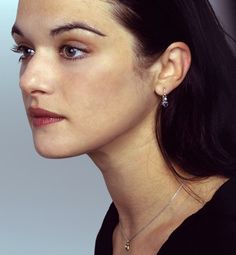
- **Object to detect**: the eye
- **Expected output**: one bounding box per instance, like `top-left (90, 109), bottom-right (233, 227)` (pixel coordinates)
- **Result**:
top-left (11, 44), bottom-right (35, 62)
top-left (59, 45), bottom-right (87, 60)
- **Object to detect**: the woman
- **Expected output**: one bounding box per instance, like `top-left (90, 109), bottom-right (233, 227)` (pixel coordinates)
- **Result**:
top-left (11, 0), bottom-right (236, 254)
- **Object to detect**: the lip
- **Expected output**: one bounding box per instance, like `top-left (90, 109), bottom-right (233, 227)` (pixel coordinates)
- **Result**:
top-left (28, 107), bottom-right (65, 127)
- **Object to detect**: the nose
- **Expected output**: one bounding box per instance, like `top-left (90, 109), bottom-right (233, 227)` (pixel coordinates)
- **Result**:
top-left (19, 52), bottom-right (56, 96)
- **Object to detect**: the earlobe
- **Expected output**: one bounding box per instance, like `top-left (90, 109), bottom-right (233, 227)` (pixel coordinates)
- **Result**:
top-left (153, 42), bottom-right (191, 96)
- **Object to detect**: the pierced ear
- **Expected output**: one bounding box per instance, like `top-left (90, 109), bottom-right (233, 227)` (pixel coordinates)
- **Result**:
top-left (152, 42), bottom-right (191, 96)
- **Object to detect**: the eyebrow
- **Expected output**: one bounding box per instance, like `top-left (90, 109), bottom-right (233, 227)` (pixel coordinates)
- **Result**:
top-left (11, 22), bottom-right (107, 38)
top-left (11, 24), bottom-right (23, 37)
top-left (51, 22), bottom-right (107, 37)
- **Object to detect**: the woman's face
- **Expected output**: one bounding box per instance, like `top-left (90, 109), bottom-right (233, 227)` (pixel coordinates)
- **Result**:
top-left (12, 0), bottom-right (158, 158)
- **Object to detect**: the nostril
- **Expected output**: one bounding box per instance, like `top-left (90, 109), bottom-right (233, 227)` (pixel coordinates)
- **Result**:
top-left (31, 90), bottom-right (47, 95)
top-left (19, 73), bottom-right (49, 95)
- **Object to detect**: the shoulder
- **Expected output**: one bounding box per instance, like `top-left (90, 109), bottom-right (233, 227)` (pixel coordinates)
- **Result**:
top-left (203, 175), bottom-right (236, 220)
top-left (200, 176), bottom-right (236, 253)
top-left (160, 176), bottom-right (236, 255)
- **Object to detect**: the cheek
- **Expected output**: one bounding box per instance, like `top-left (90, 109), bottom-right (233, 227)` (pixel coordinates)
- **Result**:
top-left (59, 59), bottom-right (156, 152)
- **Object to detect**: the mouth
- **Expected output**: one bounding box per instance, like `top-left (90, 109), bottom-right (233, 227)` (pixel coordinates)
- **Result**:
top-left (28, 107), bottom-right (65, 127)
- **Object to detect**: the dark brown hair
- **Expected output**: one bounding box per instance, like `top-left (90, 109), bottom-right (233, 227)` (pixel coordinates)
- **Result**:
top-left (111, 0), bottom-right (236, 179)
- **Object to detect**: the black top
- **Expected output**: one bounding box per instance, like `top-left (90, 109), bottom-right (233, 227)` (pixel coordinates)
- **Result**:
top-left (95, 177), bottom-right (236, 254)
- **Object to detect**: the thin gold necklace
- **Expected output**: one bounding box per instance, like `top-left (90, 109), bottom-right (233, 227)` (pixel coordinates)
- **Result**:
top-left (119, 184), bottom-right (183, 252)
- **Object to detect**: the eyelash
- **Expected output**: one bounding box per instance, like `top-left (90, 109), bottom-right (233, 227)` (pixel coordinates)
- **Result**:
top-left (11, 45), bottom-right (34, 62)
top-left (11, 44), bottom-right (88, 62)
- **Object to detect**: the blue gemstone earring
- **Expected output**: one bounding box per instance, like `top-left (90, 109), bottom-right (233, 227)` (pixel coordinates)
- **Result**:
top-left (161, 88), bottom-right (169, 108)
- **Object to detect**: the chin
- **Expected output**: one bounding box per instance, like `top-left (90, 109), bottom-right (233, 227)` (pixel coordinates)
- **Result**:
top-left (34, 141), bottom-right (86, 159)
top-left (32, 132), bottom-right (114, 159)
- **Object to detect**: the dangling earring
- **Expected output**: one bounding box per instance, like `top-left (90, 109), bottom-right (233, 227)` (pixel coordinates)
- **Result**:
top-left (161, 88), bottom-right (169, 108)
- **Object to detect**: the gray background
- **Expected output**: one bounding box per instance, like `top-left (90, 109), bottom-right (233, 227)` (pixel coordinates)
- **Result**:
top-left (0, 1), bottom-right (235, 254)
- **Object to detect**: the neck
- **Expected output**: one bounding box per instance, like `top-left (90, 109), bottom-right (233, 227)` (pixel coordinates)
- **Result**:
top-left (88, 110), bottom-right (182, 233)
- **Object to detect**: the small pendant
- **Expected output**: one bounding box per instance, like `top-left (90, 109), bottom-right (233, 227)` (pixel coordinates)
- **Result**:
top-left (125, 240), bottom-right (130, 252)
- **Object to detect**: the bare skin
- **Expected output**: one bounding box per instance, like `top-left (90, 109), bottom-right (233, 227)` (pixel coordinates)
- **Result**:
top-left (13, 0), bottom-right (228, 254)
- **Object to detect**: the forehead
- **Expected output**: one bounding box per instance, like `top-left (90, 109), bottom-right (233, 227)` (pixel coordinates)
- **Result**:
top-left (16, 0), bottom-right (115, 32)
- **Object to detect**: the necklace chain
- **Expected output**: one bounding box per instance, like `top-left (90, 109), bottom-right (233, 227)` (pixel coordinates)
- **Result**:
top-left (119, 184), bottom-right (183, 252)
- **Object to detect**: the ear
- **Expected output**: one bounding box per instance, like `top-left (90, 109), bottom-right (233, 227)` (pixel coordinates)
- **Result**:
top-left (151, 42), bottom-right (191, 96)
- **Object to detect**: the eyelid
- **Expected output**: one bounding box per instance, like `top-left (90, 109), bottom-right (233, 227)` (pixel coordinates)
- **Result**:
top-left (59, 38), bottom-right (90, 50)
top-left (59, 43), bottom-right (89, 52)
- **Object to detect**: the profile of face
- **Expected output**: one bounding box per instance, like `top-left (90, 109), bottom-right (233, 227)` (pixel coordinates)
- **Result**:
top-left (12, 0), bottom-right (161, 159)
